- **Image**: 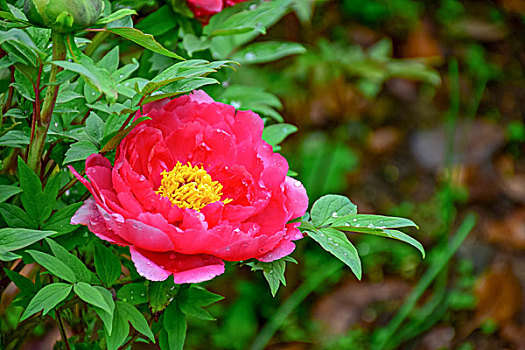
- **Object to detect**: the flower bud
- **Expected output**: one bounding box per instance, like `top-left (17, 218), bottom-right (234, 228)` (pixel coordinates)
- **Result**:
top-left (23, 0), bottom-right (104, 33)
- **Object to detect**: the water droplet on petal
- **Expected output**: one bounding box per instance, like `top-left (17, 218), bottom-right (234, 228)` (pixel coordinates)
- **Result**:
top-left (170, 254), bottom-right (176, 259)
top-left (225, 247), bottom-right (230, 251)
top-left (139, 272), bottom-right (144, 276)
top-left (294, 181), bottom-right (302, 187)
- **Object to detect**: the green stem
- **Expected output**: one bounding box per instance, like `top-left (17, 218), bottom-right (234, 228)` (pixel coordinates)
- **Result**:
top-left (373, 213), bottom-right (476, 350)
top-left (27, 31), bottom-right (66, 174)
top-left (84, 31), bottom-right (108, 57)
top-left (56, 309), bottom-right (72, 350)
top-left (250, 261), bottom-right (342, 350)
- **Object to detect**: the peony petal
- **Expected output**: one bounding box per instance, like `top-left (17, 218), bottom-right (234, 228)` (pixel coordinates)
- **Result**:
top-left (186, 0), bottom-right (223, 14)
top-left (119, 219), bottom-right (175, 252)
top-left (130, 247), bottom-right (225, 283)
top-left (129, 246), bottom-right (171, 281)
top-left (284, 176), bottom-right (309, 220)
top-left (71, 198), bottom-right (130, 246)
top-left (258, 239), bottom-right (296, 262)
top-left (189, 90), bottom-right (214, 104)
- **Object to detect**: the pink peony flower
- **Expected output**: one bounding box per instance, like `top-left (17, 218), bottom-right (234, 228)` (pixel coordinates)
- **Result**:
top-left (70, 90), bottom-right (308, 284)
top-left (186, 0), bottom-right (247, 21)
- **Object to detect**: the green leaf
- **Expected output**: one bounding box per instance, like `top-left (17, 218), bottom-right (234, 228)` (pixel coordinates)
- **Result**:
top-left (85, 112), bottom-right (105, 143)
top-left (0, 228), bottom-right (55, 251)
top-left (20, 283), bottom-right (72, 321)
top-left (97, 46), bottom-right (120, 72)
top-left (0, 185), bottom-right (22, 203)
top-left (163, 301), bottom-right (187, 350)
top-left (43, 203), bottom-right (82, 233)
top-left (141, 59), bottom-right (230, 95)
top-left (306, 228), bottom-right (362, 280)
top-left (100, 116), bottom-right (150, 154)
top-left (149, 279), bottom-right (179, 313)
top-left (310, 195), bottom-right (357, 227)
top-left (262, 259), bottom-right (288, 297)
top-left (74, 282), bottom-right (115, 315)
top-left (141, 77), bottom-right (219, 104)
top-left (117, 283), bottom-right (147, 305)
top-left (0, 130), bottom-right (30, 147)
top-left (178, 286), bottom-right (223, 320)
top-left (112, 58), bottom-right (139, 82)
top-left (17, 157), bottom-right (43, 225)
top-left (338, 226), bottom-right (425, 258)
top-left (41, 174), bottom-right (60, 223)
top-left (262, 124), bottom-right (298, 147)
top-left (105, 302), bottom-right (129, 350)
top-left (64, 140), bottom-right (99, 164)
top-left (0, 250), bottom-right (21, 261)
top-left (329, 214), bottom-right (419, 229)
top-left (53, 60), bottom-right (117, 103)
top-left (96, 9), bottom-right (137, 25)
top-left (92, 285), bottom-right (115, 335)
top-left (117, 301), bottom-right (155, 342)
top-left (107, 27), bottom-right (184, 60)
top-left (0, 203), bottom-right (37, 228)
top-left (46, 238), bottom-right (92, 283)
top-left (247, 258), bottom-right (294, 296)
top-left (4, 268), bottom-right (36, 294)
top-left (94, 244), bottom-right (121, 287)
top-left (182, 34), bottom-right (209, 57)
top-left (231, 41), bottom-right (306, 64)
top-left (27, 250), bottom-right (77, 283)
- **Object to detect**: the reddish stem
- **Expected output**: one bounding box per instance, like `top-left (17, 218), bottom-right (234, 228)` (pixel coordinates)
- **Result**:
top-left (118, 95), bottom-right (146, 132)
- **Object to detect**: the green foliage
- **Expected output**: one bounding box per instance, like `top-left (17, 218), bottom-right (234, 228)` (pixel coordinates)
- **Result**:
top-left (27, 250), bottom-right (77, 283)
top-left (116, 283), bottom-right (148, 305)
top-left (20, 283), bottom-right (72, 321)
top-left (0, 228), bottom-right (55, 260)
top-left (302, 195), bottom-right (423, 280)
top-left (94, 243), bottom-right (121, 287)
top-left (0, 0), bottom-right (433, 348)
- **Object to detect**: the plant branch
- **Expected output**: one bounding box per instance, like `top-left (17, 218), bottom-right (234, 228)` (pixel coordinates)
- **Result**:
top-left (57, 170), bottom-right (84, 198)
top-left (56, 308), bottom-right (72, 350)
top-left (27, 31), bottom-right (66, 174)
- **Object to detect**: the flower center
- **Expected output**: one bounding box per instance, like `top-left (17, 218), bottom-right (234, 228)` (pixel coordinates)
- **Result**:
top-left (156, 161), bottom-right (232, 211)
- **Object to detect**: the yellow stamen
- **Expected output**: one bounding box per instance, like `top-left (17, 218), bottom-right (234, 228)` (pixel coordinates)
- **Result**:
top-left (156, 162), bottom-right (232, 211)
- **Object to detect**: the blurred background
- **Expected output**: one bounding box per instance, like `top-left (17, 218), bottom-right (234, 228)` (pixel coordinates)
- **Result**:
top-left (198, 0), bottom-right (525, 349)
top-left (5, 0), bottom-right (523, 349)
